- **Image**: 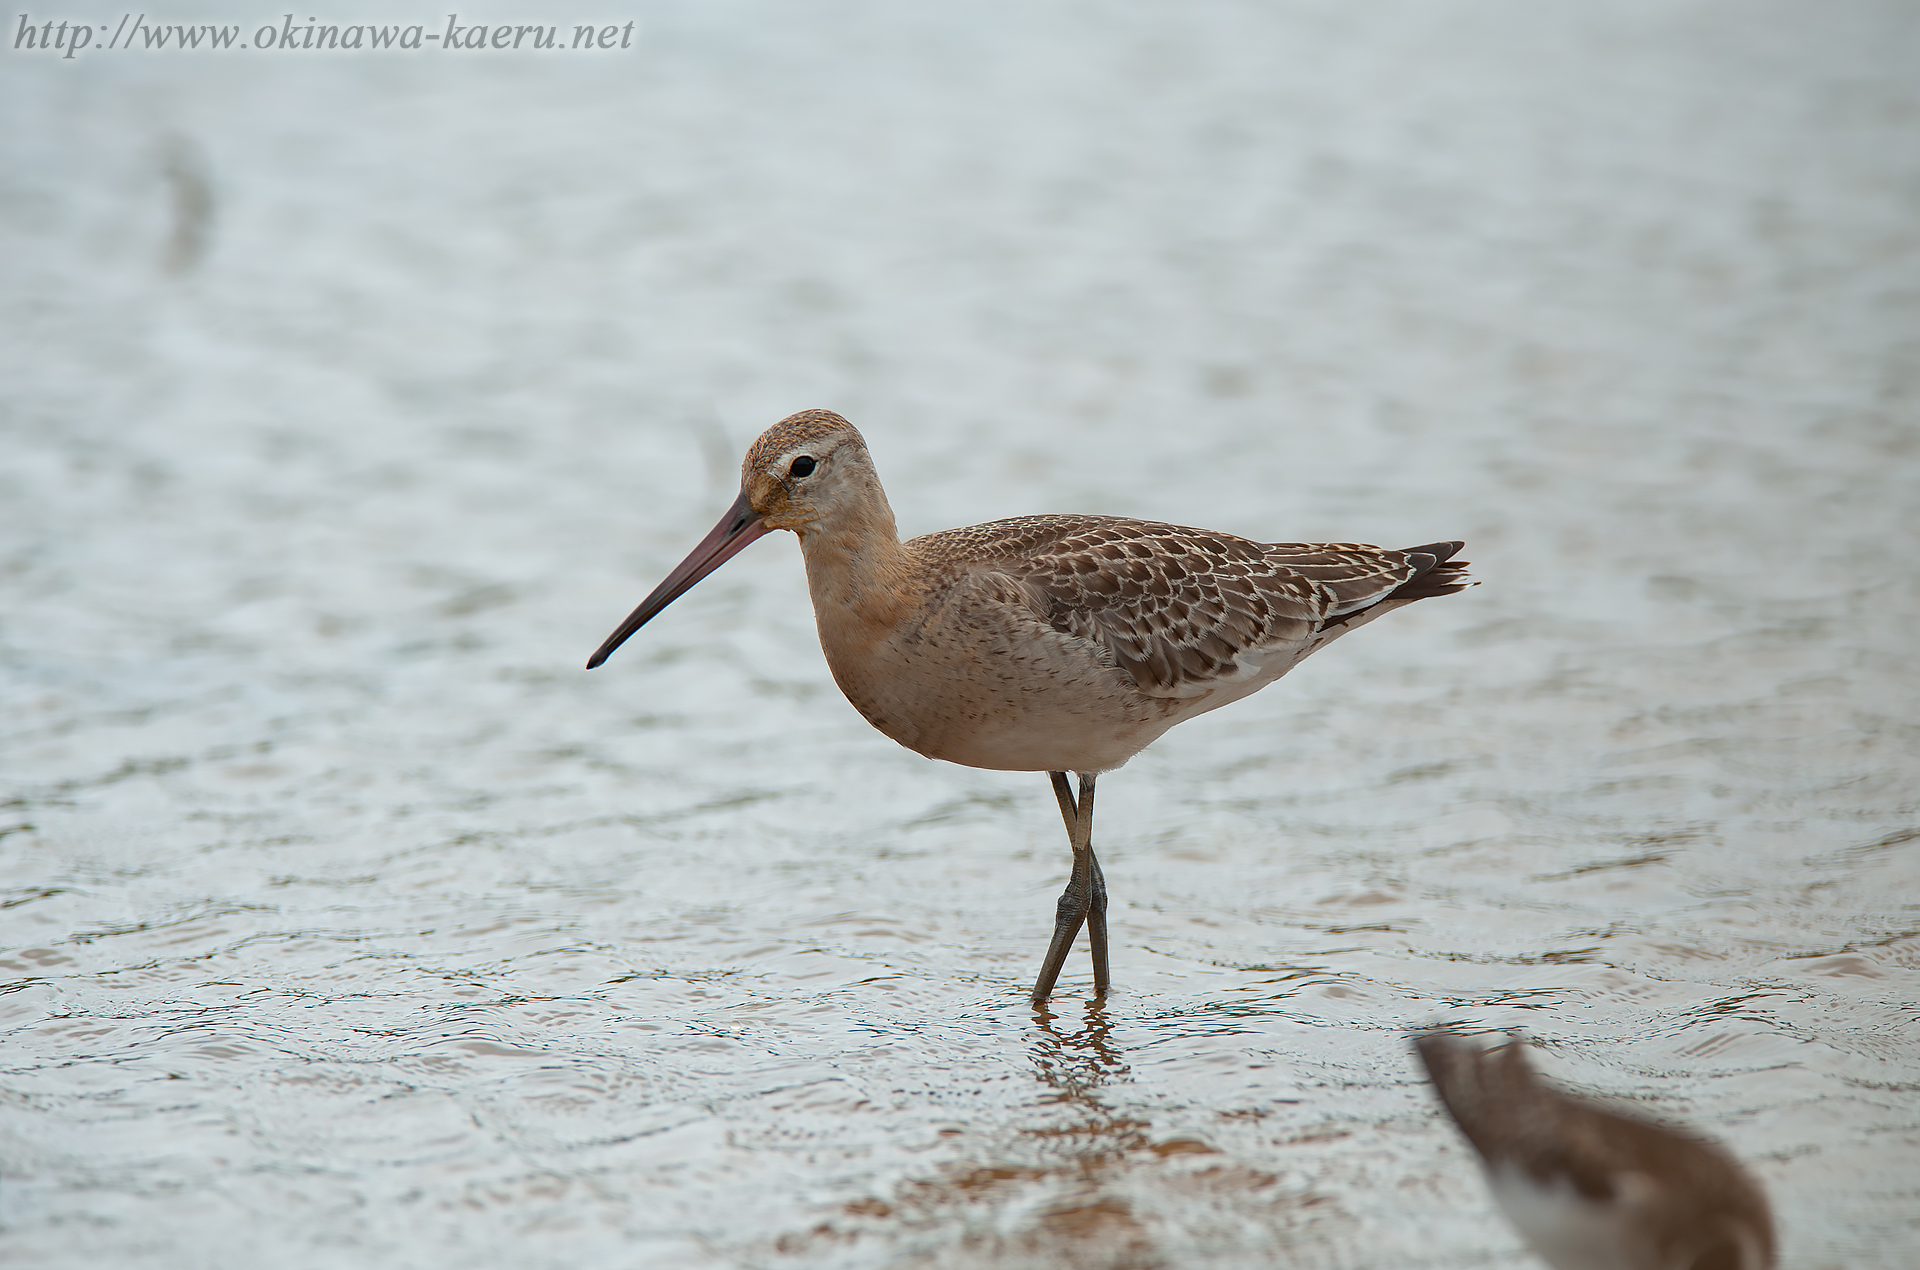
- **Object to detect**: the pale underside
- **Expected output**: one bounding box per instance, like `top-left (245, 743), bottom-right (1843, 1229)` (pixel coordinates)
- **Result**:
top-left (1487, 1164), bottom-right (1768, 1270)
top-left (811, 513), bottom-right (1447, 773)
top-left (1489, 1165), bottom-right (1659, 1270)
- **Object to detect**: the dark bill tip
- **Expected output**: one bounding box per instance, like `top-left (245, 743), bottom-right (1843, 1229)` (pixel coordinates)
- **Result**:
top-left (586, 490), bottom-right (770, 669)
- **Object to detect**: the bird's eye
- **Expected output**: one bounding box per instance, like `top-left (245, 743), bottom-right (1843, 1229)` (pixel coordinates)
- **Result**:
top-left (789, 456), bottom-right (817, 478)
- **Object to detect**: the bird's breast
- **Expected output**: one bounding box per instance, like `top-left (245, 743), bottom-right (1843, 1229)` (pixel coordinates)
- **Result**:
top-left (809, 570), bottom-right (1181, 772)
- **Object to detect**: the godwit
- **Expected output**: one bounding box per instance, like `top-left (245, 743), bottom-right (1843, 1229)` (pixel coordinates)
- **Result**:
top-left (588, 409), bottom-right (1469, 1005)
top-left (1414, 1032), bottom-right (1776, 1270)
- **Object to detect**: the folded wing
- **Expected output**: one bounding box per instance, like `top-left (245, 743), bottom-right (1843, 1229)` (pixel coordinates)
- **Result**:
top-left (913, 515), bottom-right (1467, 699)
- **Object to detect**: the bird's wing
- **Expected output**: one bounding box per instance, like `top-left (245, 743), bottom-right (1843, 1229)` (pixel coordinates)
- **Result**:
top-left (910, 515), bottom-right (1428, 699)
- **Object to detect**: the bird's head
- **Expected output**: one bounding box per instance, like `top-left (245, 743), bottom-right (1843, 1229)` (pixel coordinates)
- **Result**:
top-left (586, 409), bottom-right (879, 669)
top-left (739, 409), bottom-right (874, 537)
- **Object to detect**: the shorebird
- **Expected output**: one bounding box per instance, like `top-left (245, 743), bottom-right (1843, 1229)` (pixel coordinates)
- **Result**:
top-left (1414, 1032), bottom-right (1776, 1270)
top-left (587, 409), bottom-right (1469, 1005)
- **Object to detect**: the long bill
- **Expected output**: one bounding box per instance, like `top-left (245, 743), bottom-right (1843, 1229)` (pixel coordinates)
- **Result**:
top-left (586, 489), bottom-right (772, 669)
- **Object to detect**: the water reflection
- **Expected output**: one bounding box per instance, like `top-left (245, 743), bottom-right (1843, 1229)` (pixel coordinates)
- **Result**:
top-left (1011, 1004), bottom-right (1163, 1269)
top-left (798, 1000), bottom-right (1336, 1269)
top-left (818, 1002), bottom-right (1174, 1268)
top-left (1029, 998), bottom-right (1130, 1108)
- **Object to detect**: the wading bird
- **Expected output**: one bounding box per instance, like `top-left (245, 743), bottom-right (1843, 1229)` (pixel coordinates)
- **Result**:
top-left (588, 410), bottom-right (1468, 1005)
top-left (1414, 1031), bottom-right (1776, 1270)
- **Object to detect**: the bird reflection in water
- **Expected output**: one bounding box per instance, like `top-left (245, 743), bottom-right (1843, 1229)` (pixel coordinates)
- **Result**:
top-left (1030, 998), bottom-right (1130, 1109)
top-left (1020, 1000), bottom-right (1163, 1264)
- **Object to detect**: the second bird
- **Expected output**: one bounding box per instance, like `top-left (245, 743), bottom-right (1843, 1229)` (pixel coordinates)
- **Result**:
top-left (587, 409), bottom-right (1470, 1005)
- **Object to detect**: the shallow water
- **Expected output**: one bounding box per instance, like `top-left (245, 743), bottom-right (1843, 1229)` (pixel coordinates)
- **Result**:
top-left (3, 2), bottom-right (1918, 1267)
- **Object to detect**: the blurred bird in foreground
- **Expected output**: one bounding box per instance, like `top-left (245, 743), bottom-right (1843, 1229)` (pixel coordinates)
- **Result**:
top-left (1414, 1031), bottom-right (1776, 1270)
top-left (588, 409), bottom-right (1469, 1004)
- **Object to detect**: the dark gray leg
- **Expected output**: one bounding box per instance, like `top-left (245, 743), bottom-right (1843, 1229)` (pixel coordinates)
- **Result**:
top-left (1031, 771), bottom-right (1107, 1007)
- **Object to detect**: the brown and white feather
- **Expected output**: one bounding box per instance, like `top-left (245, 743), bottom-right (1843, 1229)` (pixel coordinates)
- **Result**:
top-left (909, 515), bottom-right (1463, 700)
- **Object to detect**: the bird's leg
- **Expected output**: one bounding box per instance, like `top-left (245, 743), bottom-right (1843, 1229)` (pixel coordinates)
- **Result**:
top-left (1082, 772), bottom-right (1109, 996)
top-left (1032, 771), bottom-right (1106, 1007)
top-left (1031, 772), bottom-right (1084, 1006)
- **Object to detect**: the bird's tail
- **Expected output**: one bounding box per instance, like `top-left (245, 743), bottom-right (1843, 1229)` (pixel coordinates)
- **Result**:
top-left (1390, 540), bottom-right (1471, 600)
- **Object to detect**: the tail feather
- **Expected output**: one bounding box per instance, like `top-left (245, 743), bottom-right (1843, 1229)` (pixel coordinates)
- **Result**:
top-left (1393, 540), bottom-right (1471, 601)
top-left (1326, 540), bottom-right (1471, 627)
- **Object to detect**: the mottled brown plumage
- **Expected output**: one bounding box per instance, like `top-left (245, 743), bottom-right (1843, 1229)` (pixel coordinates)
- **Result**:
top-left (589, 409), bottom-right (1470, 1003)
top-left (913, 514), bottom-right (1461, 702)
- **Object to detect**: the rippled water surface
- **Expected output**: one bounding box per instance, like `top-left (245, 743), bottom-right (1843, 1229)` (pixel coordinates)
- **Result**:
top-left (4, 2), bottom-right (1918, 1266)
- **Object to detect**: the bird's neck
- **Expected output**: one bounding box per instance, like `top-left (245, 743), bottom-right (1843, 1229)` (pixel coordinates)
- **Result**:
top-left (796, 496), bottom-right (917, 638)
